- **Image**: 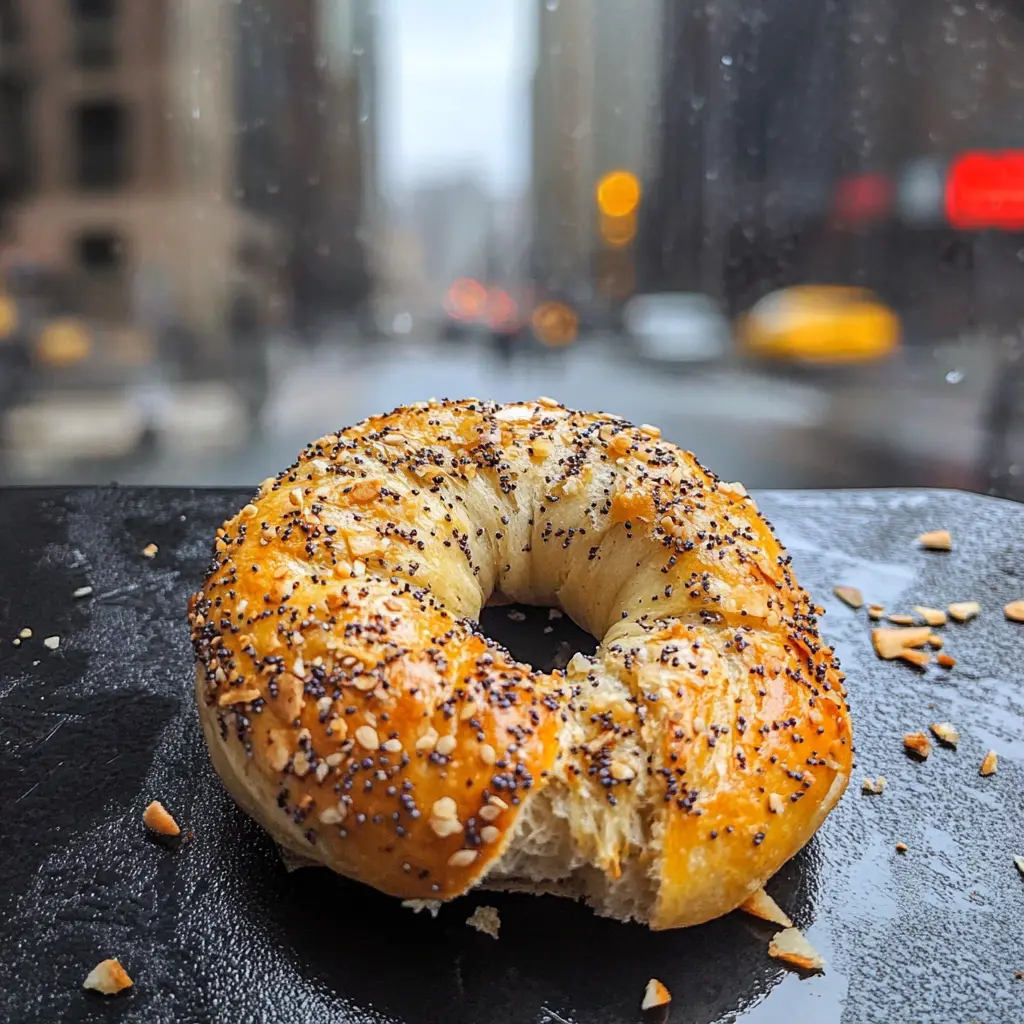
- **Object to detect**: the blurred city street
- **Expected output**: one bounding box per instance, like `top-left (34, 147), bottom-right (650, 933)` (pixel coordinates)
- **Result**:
top-left (3, 326), bottom-right (1005, 497)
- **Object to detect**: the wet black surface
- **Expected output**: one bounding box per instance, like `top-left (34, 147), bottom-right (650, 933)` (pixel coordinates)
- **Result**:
top-left (1, 486), bottom-right (1022, 1023)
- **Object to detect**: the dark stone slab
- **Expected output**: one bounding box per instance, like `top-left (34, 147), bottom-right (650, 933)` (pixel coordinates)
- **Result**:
top-left (0, 487), bottom-right (1021, 1024)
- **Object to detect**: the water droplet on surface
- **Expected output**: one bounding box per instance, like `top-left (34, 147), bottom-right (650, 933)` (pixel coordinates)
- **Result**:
top-left (545, 0), bottom-right (559, 10)
top-left (945, 368), bottom-right (964, 384)
top-left (191, 107), bottom-right (200, 120)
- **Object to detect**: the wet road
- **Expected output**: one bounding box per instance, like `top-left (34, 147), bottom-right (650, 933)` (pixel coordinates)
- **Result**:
top-left (0, 333), bottom-right (1004, 495)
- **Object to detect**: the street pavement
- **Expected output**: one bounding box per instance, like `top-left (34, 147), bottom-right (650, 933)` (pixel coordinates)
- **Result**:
top-left (0, 333), bottom-right (1009, 497)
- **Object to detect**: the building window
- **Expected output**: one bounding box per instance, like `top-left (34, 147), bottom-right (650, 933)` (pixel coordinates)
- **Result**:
top-left (75, 230), bottom-right (128, 320)
top-left (70, 0), bottom-right (117, 69)
top-left (0, 0), bottom-right (22, 46)
top-left (0, 80), bottom-right (31, 200)
top-left (74, 100), bottom-right (128, 190)
top-left (76, 231), bottom-right (121, 270)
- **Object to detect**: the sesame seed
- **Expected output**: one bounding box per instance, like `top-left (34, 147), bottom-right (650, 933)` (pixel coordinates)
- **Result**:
top-left (354, 726), bottom-right (379, 751)
top-left (431, 817), bottom-right (464, 838)
top-left (382, 738), bottom-right (403, 753)
top-left (292, 751), bottom-right (311, 777)
top-left (447, 849), bottom-right (479, 868)
top-left (480, 825), bottom-right (500, 844)
top-left (73, 586), bottom-right (93, 599)
top-left (319, 805), bottom-right (346, 825)
top-left (768, 793), bottom-right (784, 814)
top-left (416, 729), bottom-right (439, 752)
top-left (435, 735), bottom-right (457, 756)
top-left (432, 796), bottom-right (458, 819)
top-left (610, 761), bottom-right (636, 781)
top-left (479, 743), bottom-right (496, 765)
top-left (478, 804), bottom-right (501, 822)
top-left (289, 488), bottom-right (304, 507)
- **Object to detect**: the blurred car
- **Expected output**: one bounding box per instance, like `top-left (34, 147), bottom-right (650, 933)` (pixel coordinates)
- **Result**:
top-left (624, 293), bottom-right (732, 366)
top-left (737, 285), bottom-right (900, 366)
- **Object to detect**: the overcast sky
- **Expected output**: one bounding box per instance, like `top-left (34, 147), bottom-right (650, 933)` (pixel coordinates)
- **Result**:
top-left (378, 0), bottom-right (535, 198)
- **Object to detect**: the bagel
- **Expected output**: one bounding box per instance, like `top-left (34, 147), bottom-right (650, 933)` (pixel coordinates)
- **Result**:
top-left (189, 398), bottom-right (851, 930)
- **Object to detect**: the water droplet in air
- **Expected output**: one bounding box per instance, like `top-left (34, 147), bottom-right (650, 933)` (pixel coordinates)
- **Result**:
top-left (945, 368), bottom-right (964, 384)
top-left (721, 54), bottom-right (733, 66)
top-left (545, 0), bottom-right (559, 10)
top-left (191, 107), bottom-right (200, 119)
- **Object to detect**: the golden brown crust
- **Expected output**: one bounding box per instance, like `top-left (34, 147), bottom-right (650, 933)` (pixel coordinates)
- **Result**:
top-left (189, 398), bottom-right (852, 927)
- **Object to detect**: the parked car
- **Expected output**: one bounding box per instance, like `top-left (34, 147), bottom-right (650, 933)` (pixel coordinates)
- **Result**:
top-left (737, 285), bottom-right (900, 366)
top-left (624, 293), bottom-right (732, 366)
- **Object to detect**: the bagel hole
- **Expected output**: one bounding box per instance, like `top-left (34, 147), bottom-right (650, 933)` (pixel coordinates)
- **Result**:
top-left (478, 603), bottom-right (597, 673)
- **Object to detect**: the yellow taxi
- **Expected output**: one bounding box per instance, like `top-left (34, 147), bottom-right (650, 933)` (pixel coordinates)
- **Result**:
top-left (737, 285), bottom-right (900, 366)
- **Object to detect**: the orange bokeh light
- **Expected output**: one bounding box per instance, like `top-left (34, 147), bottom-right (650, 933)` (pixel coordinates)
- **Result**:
top-left (596, 170), bottom-right (642, 218)
top-left (445, 278), bottom-right (488, 320)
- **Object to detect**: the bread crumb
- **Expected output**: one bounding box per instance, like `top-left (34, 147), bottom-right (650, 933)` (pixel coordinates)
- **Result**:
top-left (872, 626), bottom-right (931, 659)
top-left (903, 732), bottom-right (931, 759)
top-left (739, 887), bottom-right (793, 928)
top-left (548, 607), bottom-right (563, 620)
top-left (402, 899), bottom-right (442, 917)
top-left (861, 776), bottom-right (886, 795)
top-left (937, 653), bottom-right (956, 668)
top-left (887, 613), bottom-right (915, 625)
top-left (947, 601), bottom-right (980, 622)
top-left (43, 636), bottom-right (60, 650)
top-left (833, 585), bottom-right (863, 609)
top-left (466, 905), bottom-right (501, 939)
top-left (83, 958), bottom-right (133, 995)
top-left (142, 800), bottom-right (181, 836)
top-left (506, 609), bottom-right (526, 622)
top-left (867, 604), bottom-right (885, 619)
top-left (929, 722), bottom-right (959, 748)
top-left (1004, 600), bottom-right (1024, 623)
top-left (767, 927), bottom-right (825, 972)
top-left (898, 648), bottom-right (930, 669)
top-left (980, 750), bottom-right (998, 776)
top-left (12, 638), bottom-right (20, 647)
top-left (896, 842), bottom-right (909, 853)
top-left (641, 978), bottom-right (671, 1010)
top-left (1014, 855), bottom-right (1024, 879)
top-left (917, 529), bottom-right (951, 551)
top-left (19, 628), bottom-right (32, 639)
top-left (141, 543), bottom-right (159, 559)
top-left (926, 633), bottom-right (943, 648)
top-left (73, 585), bottom-right (93, 599)
top-left (914, 606), bottom-right (947, 627)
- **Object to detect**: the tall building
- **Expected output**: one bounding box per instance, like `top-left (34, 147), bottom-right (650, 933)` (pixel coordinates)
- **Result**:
top-left (530, 0), bottom-right (661, 300)
top-left (0, 0), bottom-right (292, 360)
top-left (275, 0), bottom-right (378, 328)
top-left (0, 0), bottom-right (378, 359)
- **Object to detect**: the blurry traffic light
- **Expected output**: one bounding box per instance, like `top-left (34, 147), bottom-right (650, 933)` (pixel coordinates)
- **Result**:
top-left (531, 300), bottom-right (578, 347)
top-left (596, 170), bottom-right (642, 218)
top-left (598, 210), bottom-right (637, 248)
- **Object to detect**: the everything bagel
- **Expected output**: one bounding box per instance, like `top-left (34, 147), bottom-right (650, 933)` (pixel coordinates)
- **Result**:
top-left (189, 398), bottom-right (852, 929)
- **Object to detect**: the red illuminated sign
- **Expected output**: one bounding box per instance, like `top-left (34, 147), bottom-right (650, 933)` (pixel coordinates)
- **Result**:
top-left (834, 173), bottom-right (892, 225)
top-left (946, 151), bottom-right (1024, 229)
